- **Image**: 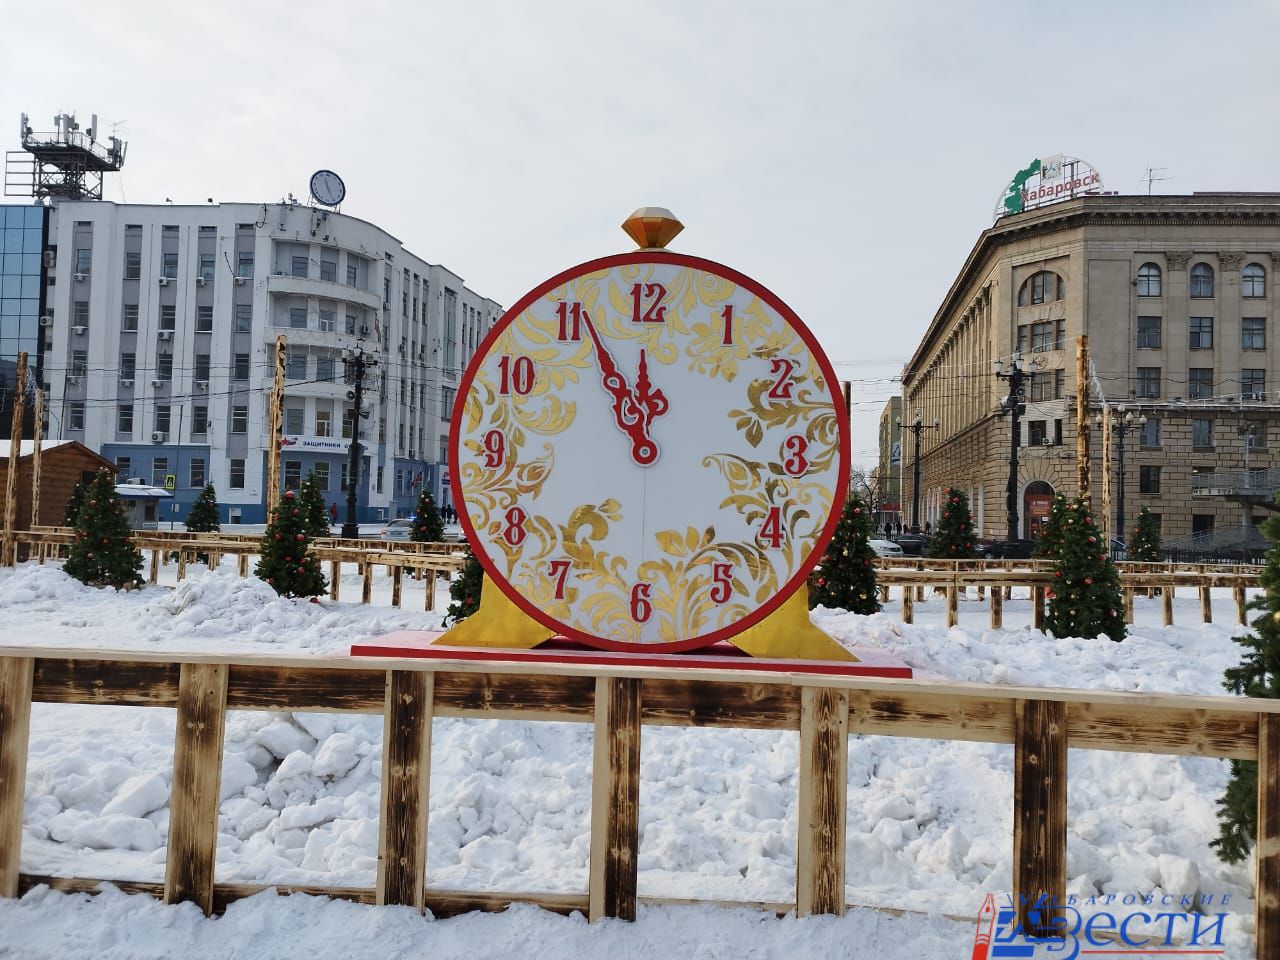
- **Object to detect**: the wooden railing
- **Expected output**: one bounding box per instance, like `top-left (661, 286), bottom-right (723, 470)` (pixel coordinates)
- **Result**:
top-left (0, 648), bottom-right (1277, 948)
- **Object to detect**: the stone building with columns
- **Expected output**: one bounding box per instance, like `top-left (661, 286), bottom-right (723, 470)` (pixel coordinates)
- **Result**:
top-left (900, 193), bottom-right (1280, 547)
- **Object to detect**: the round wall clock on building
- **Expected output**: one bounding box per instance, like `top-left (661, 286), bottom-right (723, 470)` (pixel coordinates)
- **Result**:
top-left (309, 169), bottom-right (345, 207)
top-left (444, 208), bottom-right (854, 660)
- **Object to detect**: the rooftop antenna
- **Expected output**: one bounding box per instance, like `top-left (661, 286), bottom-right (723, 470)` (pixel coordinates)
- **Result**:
top-left (1141, 166), bottom-right (1169, 196)
top-left (5, 109), bottom-right (127, 201)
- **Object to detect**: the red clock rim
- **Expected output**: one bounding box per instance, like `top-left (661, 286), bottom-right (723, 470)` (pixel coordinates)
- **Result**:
top-left (449, 250), bottom-right (852, 653)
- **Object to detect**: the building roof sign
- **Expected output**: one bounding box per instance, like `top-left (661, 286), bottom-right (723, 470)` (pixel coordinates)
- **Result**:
top-left (994, 155), bottom-right (1104, 220)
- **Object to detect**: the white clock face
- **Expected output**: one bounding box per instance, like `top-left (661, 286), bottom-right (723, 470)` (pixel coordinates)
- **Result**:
top-left (309, 170), bottom-right (345, 207)
top-left (451, 252), bottom-right (849, 651)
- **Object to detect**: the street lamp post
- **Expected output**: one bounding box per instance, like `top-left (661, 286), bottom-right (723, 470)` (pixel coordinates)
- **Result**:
top-left (1095, 406), bottom-right (1146, 546)
top-left (896, 412), bottom-right (939, 533)
top-left (994, 356), bottom-right (1027, 543)
top-left (342, 342), bottom-right (377, 540)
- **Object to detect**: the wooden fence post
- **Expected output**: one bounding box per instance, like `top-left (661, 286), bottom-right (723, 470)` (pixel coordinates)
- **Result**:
top-left (330, 561), bottom-right (340, 601)
top-left (945, 585), bottom-right (958, 629)
top-left (1013, 699), bottom-right (1066, 938)
top-left (238, 553), bottom-right (249, 578)
top-left (589, 677), bottom-right (640, 922)
top-left (0, 657), bottom-right (34, 898)
top-left (164, 663), bottom-right (228, 914)
top-left (1237, 586), bottom-right (1249, 626)
top-left (1123, 588), bottom-right (1134, 624)
top-left (1257, 714), bottom-right (1280, 957)
top-left (362, 564), bottom-right (373, 605)
top-left (150, 548), bottom-right (160, 584)
top-left (902, 586), bottom-right (913, 624)
top-left (1032, 586), bottom-right (1046, 631)
top-left (1162, 587), bottom-right (1174, 627)
top-left (1200, 586), bottom-right (1212, 624)
top-left (391, 566), bottom-right (403, 608)
top-left (376, 670), bottom-right (434, 911)
top-left (990, 587), bottom-right (1003, 630)
top-left (425, 569), bottom-right (437, 612)
top-left (177, 549), bottom-right (187, 582)
top-left (797, 687), bottom-right (848, 917)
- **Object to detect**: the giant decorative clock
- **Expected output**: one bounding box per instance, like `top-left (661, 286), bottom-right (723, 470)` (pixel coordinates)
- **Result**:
top-left (444, 209), bottom-right (853, 660)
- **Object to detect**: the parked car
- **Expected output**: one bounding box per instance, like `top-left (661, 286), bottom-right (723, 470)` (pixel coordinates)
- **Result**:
top-left (380, 518), bottom-right (414, 542)
top-left (981, 539), bottom-right (1036, 560)
top-left (894, 533), bottom-right (929, 556)
top-left (869, 538), bottom-right (904, 558)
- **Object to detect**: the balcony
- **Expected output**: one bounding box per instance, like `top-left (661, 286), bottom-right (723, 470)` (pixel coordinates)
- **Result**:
top-left (1191, 468), bottom-right (1280, 499)
top-left (265, 273), bottom-right (382, 312)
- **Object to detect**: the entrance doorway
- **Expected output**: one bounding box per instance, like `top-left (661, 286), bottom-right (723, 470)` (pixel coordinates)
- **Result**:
top-left (1024, 481), bottom-right (1055, 540)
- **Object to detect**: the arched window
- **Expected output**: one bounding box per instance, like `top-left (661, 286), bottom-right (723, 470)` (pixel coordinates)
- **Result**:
top-left (1190, 263), bottom-right (1214, 298)
top-left (1017, 270), bottom-right (1065, 306)
top-left (1243, 262), bottom-right (1267, 298)
top-left (1136, 262), bottom-right (1161, 297)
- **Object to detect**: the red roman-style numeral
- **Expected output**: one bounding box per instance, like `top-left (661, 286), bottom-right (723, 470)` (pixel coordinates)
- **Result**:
top-left (502, 505), bottom-right (528, 547)
top-left (721, 304), bottom-right (734, 346)
top-left (498, 355), bottom-right (535, 395)
top-left (758, 506), bottom-right (785, 549)
top-left (782, 435), bottom-right (809, 476)
top-left (767, 357), bottom-right (797, 400)
top-left (548, 559), bottom-right (572, 600)
top-left (482, 429), bottom-right (505, 468)
top-left (630, 283), bottom-right (667, 324)
top-left (710, 562), bottom-right (733, 604)
top-left (555, 301), bottom-right (584, 341)
top-left (630, 582), bottom-right (653, 622)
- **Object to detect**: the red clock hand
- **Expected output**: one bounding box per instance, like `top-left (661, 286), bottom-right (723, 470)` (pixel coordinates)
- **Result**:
top-left (581, 316), bottom-right (666, 465)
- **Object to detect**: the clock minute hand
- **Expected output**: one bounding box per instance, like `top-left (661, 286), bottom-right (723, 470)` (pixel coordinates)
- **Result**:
top-left (581, 316), bottom-right (663, 466)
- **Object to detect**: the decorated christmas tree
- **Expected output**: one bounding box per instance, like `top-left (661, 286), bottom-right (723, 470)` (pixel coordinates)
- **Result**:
top-left (1043, 496), bottom-right (1125, 642)
top-left (1126, 507), bottom-right (1162, 562)
top-left (298, 472), bottom-right (332, 539)
top-left (444, 549), bottom-right (484, 624)
top-left (1032, 493), bottom-right (1071, 560)
top-left (1213, 505), bottom-right (1280, 863)
top-left (809, 490), bottom-right (880, 614)
top-left (185, 484), bottom-right (221, 533)
top-left (255, 489), bottom-right (327, 598)
top-left (926, 486), bottom-right (978, 559)
top-left (411, 489), bottom-right (445, 542)
top-left (64, 469), bottom-right (143, 590)
top-left (64, 480), bottom-right (87, 526)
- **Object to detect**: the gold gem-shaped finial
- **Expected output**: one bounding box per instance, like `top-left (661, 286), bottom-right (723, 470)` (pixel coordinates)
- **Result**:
top-left (622, 207), bottom-right (683, 249)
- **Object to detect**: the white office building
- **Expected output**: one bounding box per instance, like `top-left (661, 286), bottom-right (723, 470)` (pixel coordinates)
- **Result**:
top-left (25, 198), bottom-right (501, 524)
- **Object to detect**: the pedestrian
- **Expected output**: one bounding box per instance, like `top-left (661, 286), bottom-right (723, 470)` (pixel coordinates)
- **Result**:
top-left (329, 502), bottom-right (338, 527)
top-left (924, 521), bottom-right (932, 535)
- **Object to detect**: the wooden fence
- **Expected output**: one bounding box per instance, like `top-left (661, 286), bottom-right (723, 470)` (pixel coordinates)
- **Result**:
top-left (1, 647), bottom-right (1278, 951)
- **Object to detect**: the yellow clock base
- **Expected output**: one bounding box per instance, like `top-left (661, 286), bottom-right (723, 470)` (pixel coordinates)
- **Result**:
top-left (727, 585), bottom-right (858, 662)
top-left (433, 575), bottom-right (557, 649)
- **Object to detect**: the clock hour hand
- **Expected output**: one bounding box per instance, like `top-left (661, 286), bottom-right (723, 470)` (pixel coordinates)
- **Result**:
top-left (581, 316), bottom-right (666, 465)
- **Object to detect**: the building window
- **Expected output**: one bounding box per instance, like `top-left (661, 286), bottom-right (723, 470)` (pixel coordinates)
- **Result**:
top-left (1189, 317), bottom-right (1213, 350)
top-left (283, 460), bottom-right (302, 490)
top-left (237, 252), bottom-right (254, 278)
top-left (116, 456), bottom-right (131, 478)
top-left (1139, 465), bottom-right (1162, 495)
top-left (1243, 263), bottom-right (1267, 298)
top-left (124, 251), bottom-right (141, 280)
top-left (286, 351), bottom-right (307, 380)
top-left (229, 459), bottom-right (245, 489)
top-left (160, 305), bottom-right (176, 330)
top-left (346, 263), bottom-right (358, 287)
top-left (320, 252), bottom-right (337, 283)
top-left (1017, 270), bottom-right (1065, 306)
top-left (1192, 418), bottom-right (1214, 449)
top-left (1053, 369), bottom-right (1065, 400)
top-left (153, 355), bottom-right (172, 382)
top-left (233, 353), bottom-right (250, 381)
top-left (313, 462), bottom-right (331, 491)
top-left (1243, 317), bottom-right (1266, 350)
top-left (122, 303), bottom-right (139, 331)
top-left (235, 303), bottom-right (252, 332)
top-left (155, 405), bottom-right (171, 433)
top-left (196, 305), bottom-right (213, 332)
top-left (1028, 373), bottom-right (1052, 402)
top-left (316, 409), bottom-right (332, 437)
top-left (73, 301), bottom-right (89, 326)
top-left (316, 355), bottom-right (336, 381)
top-left (1190, 263), bottom-right (1214, 298)
top-left (162, 253), bottom-right (178, 280)
top-left (68, 402), bottom-right (85, 431)
top-left (192, 405), bottom-right (208, 435)
top-left (441, 386), bottom-right (456, 419)
top-left (199, 253), bottom-right (215, 282)
top-left (1136, 367), bottom-right (1161, 399)
top-left (231, 405), bottom-right (248, 433)
top-left (74, 248), bottom-right (91, 274)
top-left (345, 312), bottom-right (357, 335)
top-left (1188, 367), bottom-right (1213, 399)
top-left (1243, 368), bottom-right (1267, 399)
top-left (342, 408), bottom-right (354, 439)
top-left (291, 255), bottom-right (308, 279)
top-left (152, 458), bottom-right (169, 487)
top-left (117, 404), bottom-right (133, 433)
top-left (285, 407), bottom-right (304, 435)
top-left (1139, 417), bottom-right (1160, 448)
top-left (189, 458), bottom-right (206, 488)
top-left (318, 308), bottom-right (336, 332)
top-left (194, 354), bottom-right (211, 381)
top-left (289, 306), bottom-right (307, 329)
top-left (119, 352), bottom-right (135, 379)
top-left (1028, 420), bottom-right (1047, 446)
top-left (1136, 316), bottom-right (1161, 348)
top-left (1192, 513), bottom-right (1215, 536)
top-left (71, 350), bottom-right (88, 376)
top-left (1137, 262), bottom-right (1162, 297)
top-left (1030, 321), bottom-right (1053, 353)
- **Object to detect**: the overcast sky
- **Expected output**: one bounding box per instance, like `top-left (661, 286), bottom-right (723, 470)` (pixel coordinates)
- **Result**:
top-left (3, 0), bottom-right (1277, 465)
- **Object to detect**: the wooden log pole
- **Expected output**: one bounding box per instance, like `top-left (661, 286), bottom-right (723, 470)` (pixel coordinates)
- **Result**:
top-left (1032, 585), bottom-right (1046, 631)
top-left (1076, 336), bottom-right (1090, 503)
top-left (1257, 713), bottom-right (1280, 958)
top-left (3, 352), bottom-right (26, 567)
top-left (425, 569), bottom-right (437, 612)
top-left (362, 563), bottom-right (373, 605)
top-left (589, 677), bottom-right (641, 922)
top-left (265, 335), bottom-right (286, 516)
top-left (238, 553), bottom-right (248, 578)
top-left (29, 388), bottom-right (43, 529)
top-left (902, 585), bottom-right (913, 624)
top-left (1013, 698), bottom-right (1067, 938)
top-left (796, 687), bottom-right (848, 917)
top-left (177, 548), bottom-right (187, 581)
top-left (1237, 586), bottom-right (1249, 626)
top-left (164, 663), bottom-right (228, 914)
top-left (990, 587), bottom-right (1003, 629)
top-left (1123, 588), bottom-right (1134, 624)
top-left (391, 565), bottom-right (403, 608)
top-left (1162, 586), bottom-right (1174, 627)
top-left (945, 584), bottom-right (958, 628)
top-left (330, 560), bottom-right (340, 600)
top-left (0, 657), bottom-right (34, 898)
top-left (149, 548), bottom-right (160, 584)
top-left (1200, 586), bottom-right (1212, 624)
top-left (376, 670), bottom-right (434, 911)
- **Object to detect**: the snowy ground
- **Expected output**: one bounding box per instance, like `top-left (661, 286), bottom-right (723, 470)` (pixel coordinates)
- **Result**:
top-left (0, 561), bottom-right (1264, 958)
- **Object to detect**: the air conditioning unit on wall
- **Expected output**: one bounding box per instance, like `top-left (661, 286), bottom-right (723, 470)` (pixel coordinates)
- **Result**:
top-left (151, 431), bottom-right (168, 443)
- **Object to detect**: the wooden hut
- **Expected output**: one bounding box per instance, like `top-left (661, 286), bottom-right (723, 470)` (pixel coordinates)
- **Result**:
top-left (0, 440), bottom-right (116, 531)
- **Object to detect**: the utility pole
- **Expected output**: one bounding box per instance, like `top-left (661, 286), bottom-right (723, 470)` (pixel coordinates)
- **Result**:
top-left (265, 335), bottom-right (286, 516)
top-left (342, 342), bottom-right (377, 539)
top-left (1096, 406), bottom-right (1145, 549)
top-left (994, 355), bottom-right (1026, 543)
top-left (1076, 336), bottom-right (1090, 503)
top-left (30, 387), bottom-right (43, 527)
top-left (896, 411), bottom-right (938, 533)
